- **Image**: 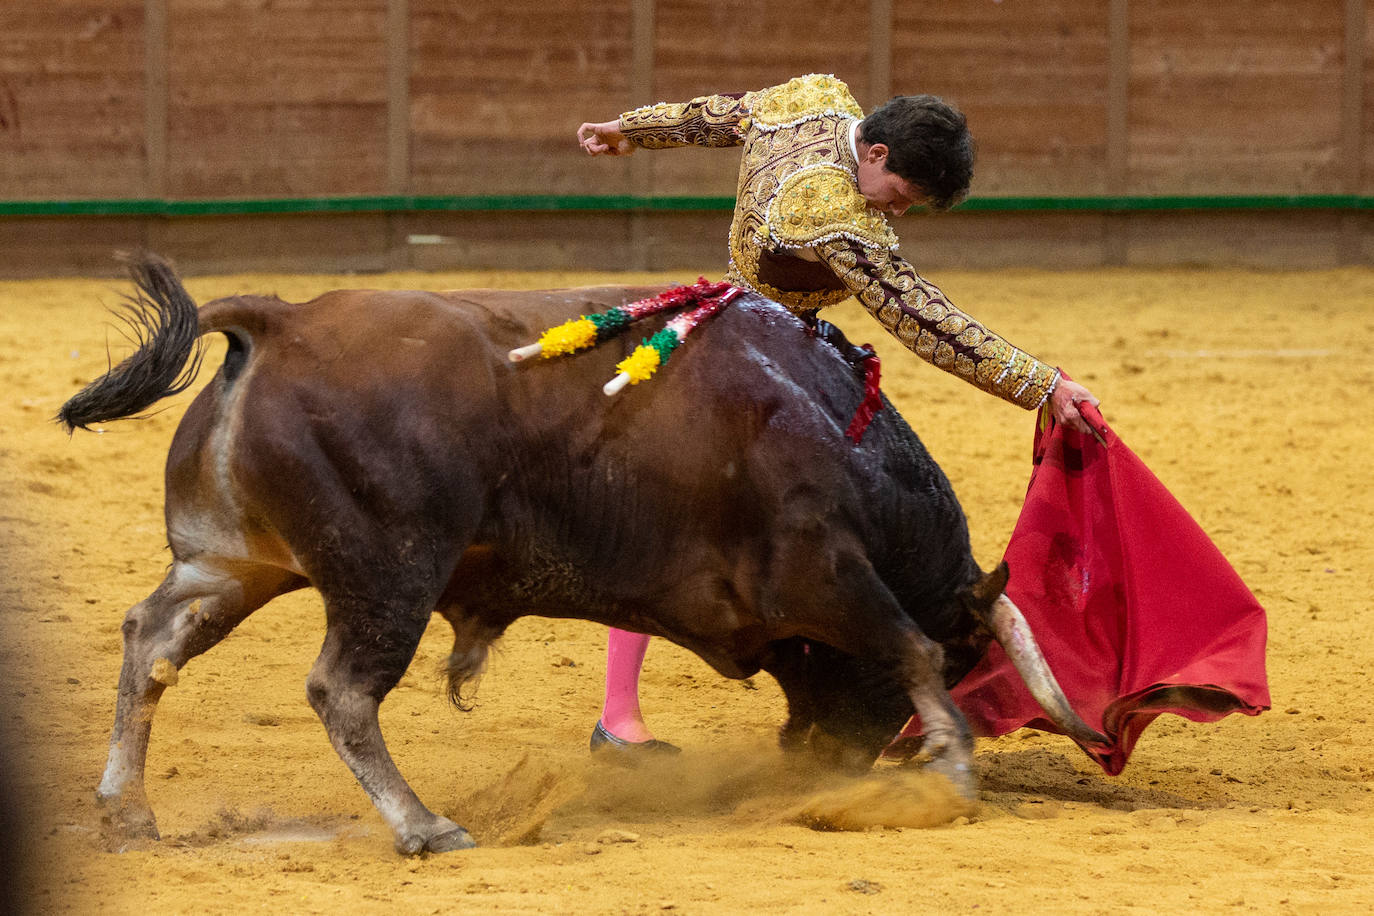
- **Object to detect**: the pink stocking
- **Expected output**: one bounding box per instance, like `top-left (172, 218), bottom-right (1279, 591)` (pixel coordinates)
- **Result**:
top-left (600, 628), bottom-right (654, 743)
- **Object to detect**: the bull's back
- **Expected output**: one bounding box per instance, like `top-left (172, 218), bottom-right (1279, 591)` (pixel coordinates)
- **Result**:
top-left (172, 285), bottom-right (691, 562)
top-left (192, 283), bottom-right (936, 513)
top-left (193, 284), bottom-right (672, 438)
top-left (174, 284), bottom-right (951, 592)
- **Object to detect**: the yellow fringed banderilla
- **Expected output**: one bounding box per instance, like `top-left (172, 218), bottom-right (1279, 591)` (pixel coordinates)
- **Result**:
top-left (603, 288), bottom-right (743, 395)
top-left (506, 280), bottom-right (741, 395)
top-left (536, 318), bottom-right (598, 357)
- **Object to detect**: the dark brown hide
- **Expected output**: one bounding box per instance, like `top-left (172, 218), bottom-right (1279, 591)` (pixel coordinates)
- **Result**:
top-left (68, 260), bottom-right (1000, 855)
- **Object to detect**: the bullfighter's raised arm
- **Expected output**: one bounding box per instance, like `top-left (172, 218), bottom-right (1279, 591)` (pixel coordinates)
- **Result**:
top-left (618, 92), bottom-right (752, 149)
top-left (578, 92), bottom-right (753, 155)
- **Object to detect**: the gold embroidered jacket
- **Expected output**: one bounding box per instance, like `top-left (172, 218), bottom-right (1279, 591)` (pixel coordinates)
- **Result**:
top-left (618, 74), bottom-right (1059, 410)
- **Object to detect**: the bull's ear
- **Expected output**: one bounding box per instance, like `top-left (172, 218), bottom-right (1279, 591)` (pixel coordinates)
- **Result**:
top-left (964, 561), bottom-right (1010, 609)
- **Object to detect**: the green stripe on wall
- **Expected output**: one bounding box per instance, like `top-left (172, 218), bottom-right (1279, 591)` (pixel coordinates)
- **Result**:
top-left (0, 195), bottom-right (732, 217)
top-left (0, 194), bottom-right (1370, 218)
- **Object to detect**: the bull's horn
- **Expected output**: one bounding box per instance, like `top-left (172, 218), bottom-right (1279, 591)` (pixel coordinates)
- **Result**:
top-left (985, 593), bottom-right (1110, 747)
top-left (508, 343), bottom-right (543, 362)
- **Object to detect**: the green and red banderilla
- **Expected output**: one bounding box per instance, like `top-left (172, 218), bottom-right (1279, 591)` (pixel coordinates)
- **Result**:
top-left (507, 278), bottom-right (742, 395)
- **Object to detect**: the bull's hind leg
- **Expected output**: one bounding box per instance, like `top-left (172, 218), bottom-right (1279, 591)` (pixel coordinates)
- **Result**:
top-left (305, 592), bottom-right (474, 855)
top-left (98, 559), bottom-right (301, 839)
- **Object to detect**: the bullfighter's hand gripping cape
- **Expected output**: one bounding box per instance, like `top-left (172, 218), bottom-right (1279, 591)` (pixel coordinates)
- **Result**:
top-left (899, 394), bottom-right (1271, 774)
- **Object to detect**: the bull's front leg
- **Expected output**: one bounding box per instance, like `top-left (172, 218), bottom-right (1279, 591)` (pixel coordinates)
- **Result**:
top-left (893, 627), bottom-right (977, 799)
top-left (790, 553), bottom-right (979, 799)
top-left (306, 601), bottom-right (475, 855)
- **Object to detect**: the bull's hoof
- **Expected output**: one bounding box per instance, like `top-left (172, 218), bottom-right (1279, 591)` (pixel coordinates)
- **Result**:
top-left (927, 758), bottom-right (978, 802)
top-left (427, 826), bottom-right (477, 853)
top-left (792, 724), bottom-right (883, 775)
top-left (880, 734), bottom-right (924, 762)
top-left (589, 720), bottom-right (681, 763)
top-left (395, 817), bottom-right (475, 856)
top-left (95, 790), bottom-right (161, 841)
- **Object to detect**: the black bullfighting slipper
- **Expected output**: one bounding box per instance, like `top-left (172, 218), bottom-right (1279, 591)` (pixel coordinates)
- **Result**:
top-left (589, 720), bottom-right (682, 759)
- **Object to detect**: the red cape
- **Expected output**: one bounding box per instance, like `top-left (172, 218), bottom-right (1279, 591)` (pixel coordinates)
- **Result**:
top-left (898, 399), bottom-right (1270, 775)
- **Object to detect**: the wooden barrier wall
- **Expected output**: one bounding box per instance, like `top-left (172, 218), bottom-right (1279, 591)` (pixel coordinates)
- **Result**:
top-left (0, 0), bottom-right (1370, 274)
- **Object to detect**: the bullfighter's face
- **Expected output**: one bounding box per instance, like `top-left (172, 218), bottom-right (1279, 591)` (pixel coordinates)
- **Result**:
top-left (855, 143), bottom-right (929, 218)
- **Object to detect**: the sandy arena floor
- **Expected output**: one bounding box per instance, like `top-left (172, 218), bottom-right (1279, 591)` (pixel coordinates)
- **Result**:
top-left (1, 266), bottom-right (1371, 914)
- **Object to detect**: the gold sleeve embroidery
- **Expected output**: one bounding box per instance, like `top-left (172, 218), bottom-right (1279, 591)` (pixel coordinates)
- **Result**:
top-left (620, 93), bottom-right (751, 150)
top-left (816, 239), bottom-right (1060, 410)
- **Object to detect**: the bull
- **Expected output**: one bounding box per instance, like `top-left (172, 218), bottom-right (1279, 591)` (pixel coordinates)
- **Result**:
top-left (59, 256), bottom-right (1105, 855)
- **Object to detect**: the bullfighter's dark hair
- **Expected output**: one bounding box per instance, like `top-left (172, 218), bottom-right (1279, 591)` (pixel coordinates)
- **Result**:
top-left (859, 94), bottom-right (975, 211)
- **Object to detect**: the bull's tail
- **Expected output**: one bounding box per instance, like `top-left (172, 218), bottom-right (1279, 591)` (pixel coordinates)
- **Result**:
top-left (963, 562), bottom-right (1111, 747)
top-left (57, 255), bottom-right (207, 433)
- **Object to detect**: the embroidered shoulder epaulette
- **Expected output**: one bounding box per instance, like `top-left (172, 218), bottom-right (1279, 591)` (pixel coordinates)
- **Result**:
top-left (743, 74), bottom-right (864, 132)
top-left (767, 164), bottom-right (898, 251)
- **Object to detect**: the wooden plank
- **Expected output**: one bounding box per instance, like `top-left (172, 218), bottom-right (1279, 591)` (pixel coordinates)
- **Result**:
top-left (399, 211), bottom-right (637, 271)
top-left (869, 0), bottom-right (892, 108)
top-left (166, 0), bottom-right (390, 197)
top-left (387, 0), bottom-right (410, 194)
top-left (1104, 0), bottom-right (1130, 264)
top-left (1, 209), bottom-right (1363, 277)
top-left (631, 0), bottom-right (657, 115)
top-left (651, 0), bottom-right (870, 101)
top-left (1366, 0), bottom-right (1374, 193)
top-left (649, 0), bottom-right (871, 196)
top-left (0, 217), bottom-right (149, 277)
top-left (144, 0), bottom-right (167, 197)
top-left (0, 2), bottom-right (148, 199)
top-left (1340, 0), bottom-right (1367, 260)
top-left (1356, 210), bottom-right (1374, 261)
top-left (629, 0), bottom-right (656, 268)
top-left (1128, 0), bottom-right (1345, 194)
top-left (385, 0), bottom-right (411, 269)
top-left (892, 0), bottom-right (1113, 196)
top-left (1123, 210), bottom-right (1345, 267)
top-left (409, 0), bottom-right (636, 197)
top-left (643, 212), bottom-right (733, 271)
top-left (1107, 0), bottom-right (1130, 192)
top-left (897, 211), bottom-right (1111, 270)
top-left (153, 213), bottom-right (393, 275)
top-left (1344, 0), bottom-right (1367, 192)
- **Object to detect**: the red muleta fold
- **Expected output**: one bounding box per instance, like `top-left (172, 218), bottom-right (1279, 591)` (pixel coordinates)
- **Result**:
top-left (895, 383), bottom-right (1271, 774)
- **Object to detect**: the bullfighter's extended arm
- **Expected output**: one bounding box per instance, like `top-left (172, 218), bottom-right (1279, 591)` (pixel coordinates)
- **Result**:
top-left (617, 93), bottom-right (752, 150)
top-left (817, 238), bottom-right (1060, 410)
